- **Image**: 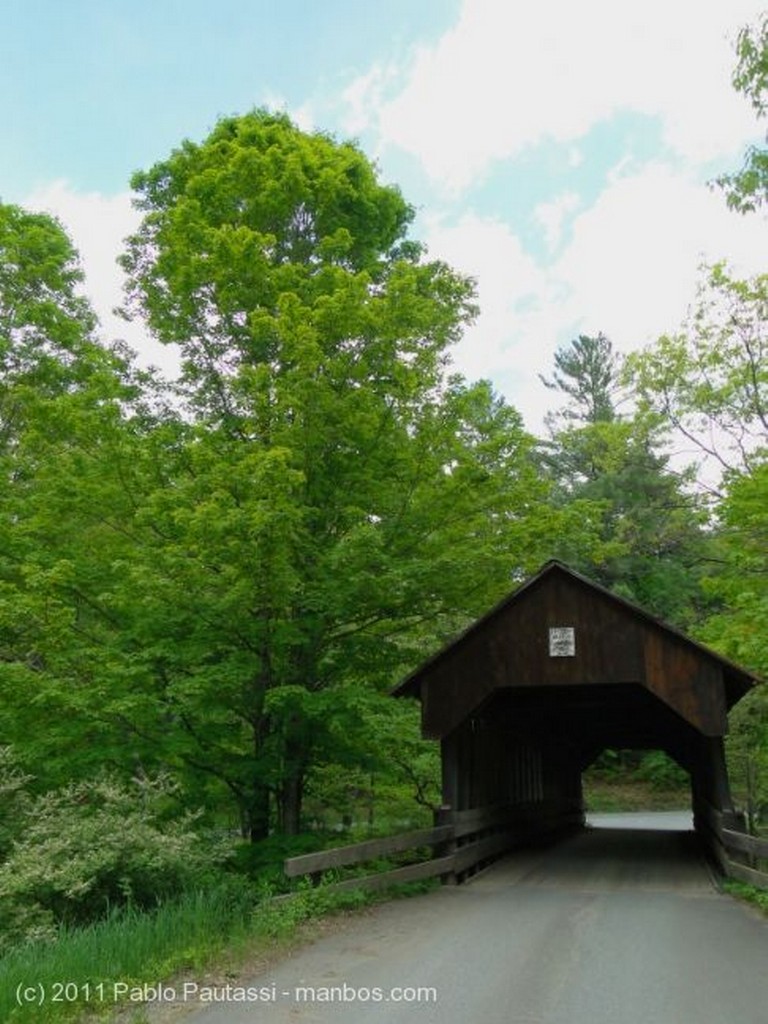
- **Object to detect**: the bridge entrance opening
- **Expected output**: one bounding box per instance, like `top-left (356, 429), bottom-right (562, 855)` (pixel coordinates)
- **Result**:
top-left (582, 748), bottom-right (691, 818)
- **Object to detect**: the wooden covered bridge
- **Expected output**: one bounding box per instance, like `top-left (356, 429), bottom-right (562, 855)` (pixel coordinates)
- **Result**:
top-left (286, 561), bottom-right (767, 890)
top-left (392, 560), bottom-right (765, 880)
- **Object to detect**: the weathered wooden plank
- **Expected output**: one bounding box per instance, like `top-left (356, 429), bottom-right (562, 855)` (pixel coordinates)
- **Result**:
top-left (452, 805), bottom-right (513, 838)
top-left (722, 829), bottom-right (768, 860)
top-left (706, 836), bottom-right (730, 876)
top-left (284, 825), bottom-right (453, 878)
top-left (449, 799), bottom-right (575, 839)
top-left (725, 858), bottom-right (768, 890)
top-left (452, 830), bottom-right (517, 874)
top-left (706, 804), bottom-right (724, 827)
top-left (316, 855), bottom-right (456, 894)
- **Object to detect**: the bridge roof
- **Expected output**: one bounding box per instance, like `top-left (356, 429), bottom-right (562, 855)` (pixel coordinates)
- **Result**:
top-left (394, 560), bottom-right (758, 740)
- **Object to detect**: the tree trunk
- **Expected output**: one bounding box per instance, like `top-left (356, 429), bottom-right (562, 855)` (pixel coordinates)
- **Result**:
top-left (245, 784), bottom-right (271, 843)
top-left (279, 770), bottom-right (304, 836)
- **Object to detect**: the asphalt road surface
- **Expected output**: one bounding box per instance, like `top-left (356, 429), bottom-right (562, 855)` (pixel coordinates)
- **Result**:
top-left (178, 812), bottom-right (768, 1024)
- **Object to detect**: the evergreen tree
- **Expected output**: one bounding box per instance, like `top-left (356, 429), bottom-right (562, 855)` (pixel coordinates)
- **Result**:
top-left (539, 334), bottom-right (711, 625)
top-left (539, 333), bottom-right (623, 428)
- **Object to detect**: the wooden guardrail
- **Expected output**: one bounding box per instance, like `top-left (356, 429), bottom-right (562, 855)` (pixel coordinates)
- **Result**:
top-left (283, 800), bottom-right (583, 892)
top-left (697, 801), bottom-right (768, 889)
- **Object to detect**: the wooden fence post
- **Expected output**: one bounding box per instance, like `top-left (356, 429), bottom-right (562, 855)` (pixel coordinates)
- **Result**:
top-left (434, 805), bottom-right (457, 885)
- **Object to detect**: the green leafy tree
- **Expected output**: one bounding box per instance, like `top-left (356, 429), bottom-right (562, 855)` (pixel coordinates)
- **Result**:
top-left (0, 202), bottom-right (99, 396)
top-left (84, 376), bottom-right (562, 839)
top-left (81, 110), bottom-right (569, 838)
top-left (0, 122), bottom-right (607, 843)
top-left (701, 464), bottom-right (768, 829)
top-left (0, 202), bottom-right (142, 787)
top-left (699, 461), bottom-right (768, 677)
top-left (723, 687), bottom-right (768, 833)
top-left (717, 13), bottom-right (768, 213)
top-left (628, 264), bottom-right (768, 479)
top-left (631, 266), bottom-right (768, 817)
top-left (303, 696), bottom-right (440, 832)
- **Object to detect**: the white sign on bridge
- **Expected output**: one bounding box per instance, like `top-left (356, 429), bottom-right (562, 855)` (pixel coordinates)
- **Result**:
top-left (549, 626), bottom-right (575, 657)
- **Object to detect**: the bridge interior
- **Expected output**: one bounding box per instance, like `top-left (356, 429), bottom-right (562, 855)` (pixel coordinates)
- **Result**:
top-left (443, 682), bottom-right (724, 816)
top-left (471, 811), bottom-right (713, 894)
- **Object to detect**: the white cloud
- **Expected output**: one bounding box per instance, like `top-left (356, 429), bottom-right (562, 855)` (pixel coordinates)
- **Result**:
top-left (341, 63), bottom-right (399, 137)
top-left (424, 166), bottom-right (767, 432)
top-left (21, 166), bottom-right (766, 440)
top-left (263, 93), bottom-right (316, 132)
top-left (424, 211), bottom-right (548, 383)
top-left (23, 182), bottom-right (180, 377)
top-left (553, 164), bottom-right (768, 351)
top-left (347, 0), bottom-right (765, 192)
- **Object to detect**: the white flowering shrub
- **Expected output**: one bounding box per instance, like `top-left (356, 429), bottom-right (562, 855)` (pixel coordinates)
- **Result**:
top-left (0, 772), bottom-right (221, 950)
top-left (0, 747), bottom-right (31, 861)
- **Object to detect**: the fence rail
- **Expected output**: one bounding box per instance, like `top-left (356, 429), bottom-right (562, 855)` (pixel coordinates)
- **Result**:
top-left (283, 800), bottom-right (581, 892)
top-left (285, 801), bottom-right (768, 893)
top-left (698, 802), bottom-right (768, 890)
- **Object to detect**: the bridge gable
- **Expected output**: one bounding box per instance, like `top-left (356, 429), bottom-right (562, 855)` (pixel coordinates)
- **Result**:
top-left (395, 561), bottom-right (754, 740)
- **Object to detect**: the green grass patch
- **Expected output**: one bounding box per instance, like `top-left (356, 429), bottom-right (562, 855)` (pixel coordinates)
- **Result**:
top-left (0, 884), bottom-right (252, 1024)
top-left (0, 880), bottom-right (382, 1024)
top-left (583, 778), bottom-right (690, 813)
top-left (0, 881), bottom-right (385, 1024)
top-left (722, 879), bottom-right (768, 915)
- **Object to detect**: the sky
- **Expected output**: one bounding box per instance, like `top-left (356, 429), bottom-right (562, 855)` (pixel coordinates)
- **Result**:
top-left (2, 0), bottom-right (766, 432)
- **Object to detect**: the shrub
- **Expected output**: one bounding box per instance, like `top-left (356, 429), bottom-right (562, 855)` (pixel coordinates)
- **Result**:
top-left (0, 747), bottom-right (31, 861)
top-left (228, 832), bottom-right (326, 890)
top-left (636, 750), bottom-right (689, 790)
top-left (0, 773), bottom-right (223, 951)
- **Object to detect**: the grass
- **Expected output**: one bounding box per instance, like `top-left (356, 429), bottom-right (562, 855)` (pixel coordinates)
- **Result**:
top-left (0, 881), bottom-right (382, 1024)
top-left (583, 778), bottom-right (691, 812)
top-left (0, 787), bottom-right (700, 1023)
top-left (722, 879), bottom-right (768, 915)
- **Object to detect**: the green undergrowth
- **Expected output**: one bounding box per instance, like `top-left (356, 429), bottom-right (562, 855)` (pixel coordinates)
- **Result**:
top-left (722, 879), bottom-right (768, 915)
top-left (583, 779), bottom-right (691, 812)
top-left (0, 879), bottom-right (429, 1024)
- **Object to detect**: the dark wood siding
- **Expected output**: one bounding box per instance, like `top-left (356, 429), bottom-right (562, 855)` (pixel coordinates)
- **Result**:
top-left (489, 571), bottom-right (645, 688)
top-left (415, 562), bottom-right (750, 740)
top-left (644, 628), bottom-right (727, 736)
top-left (398, 561), bottom-right (756, 840)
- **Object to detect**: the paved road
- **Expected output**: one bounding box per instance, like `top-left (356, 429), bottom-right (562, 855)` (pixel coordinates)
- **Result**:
top-left (177, 813), bottom-right (768, 1024)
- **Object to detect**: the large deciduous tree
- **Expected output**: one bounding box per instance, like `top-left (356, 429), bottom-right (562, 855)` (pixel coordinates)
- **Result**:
top-left (106, 110), bottom-right (562, 837)
top-left (0, 203), bottom-right (98, 391)
top-left (0, 201), bottom-right (151, 789)
top-left (120, 110), bottom-right (469, 421)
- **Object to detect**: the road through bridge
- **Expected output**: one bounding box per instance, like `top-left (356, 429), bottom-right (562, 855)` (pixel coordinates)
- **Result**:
top-left (183, 812), bottom-right (768, 1024)
top-left (176, 564), bottom-right (768, 1022)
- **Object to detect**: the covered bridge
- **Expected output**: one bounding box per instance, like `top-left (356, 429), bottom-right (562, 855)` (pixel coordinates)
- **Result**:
top-left (394, 560), bottom-right (757, 852)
